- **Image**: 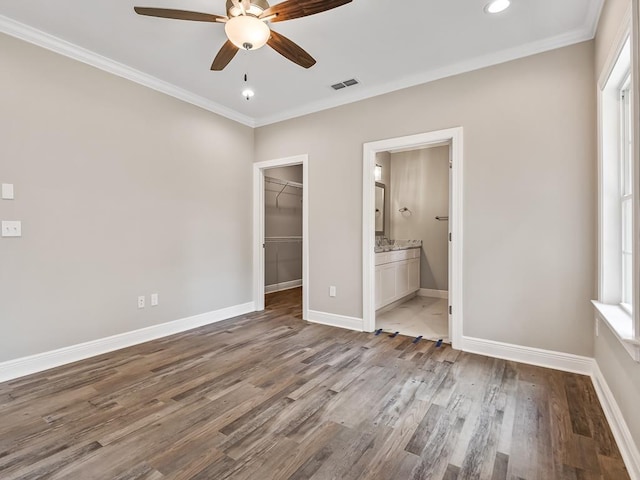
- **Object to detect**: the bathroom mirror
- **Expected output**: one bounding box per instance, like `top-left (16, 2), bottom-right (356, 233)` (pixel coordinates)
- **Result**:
top-left (375, 182), bottom-right (385, 236)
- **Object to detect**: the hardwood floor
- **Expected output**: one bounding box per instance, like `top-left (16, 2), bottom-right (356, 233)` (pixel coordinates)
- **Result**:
top-left (0, 288), bottom-right (629, 479)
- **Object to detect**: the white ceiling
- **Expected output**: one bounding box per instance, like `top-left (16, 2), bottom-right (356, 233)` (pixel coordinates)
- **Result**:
top-left (0, 0), bottom-right (603, 127)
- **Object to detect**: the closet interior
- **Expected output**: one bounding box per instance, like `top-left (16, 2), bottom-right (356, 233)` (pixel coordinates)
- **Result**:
top-left (264, 166), bottom-right (303, 296)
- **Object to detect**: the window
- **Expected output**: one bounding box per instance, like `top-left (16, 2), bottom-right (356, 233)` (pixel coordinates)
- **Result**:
top-left (594, 33), bottom-right (639, 361)
top-left (620, 77), bottom-right (634, 312)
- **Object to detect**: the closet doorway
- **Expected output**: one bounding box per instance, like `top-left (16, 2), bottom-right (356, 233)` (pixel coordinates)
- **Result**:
top-left (253, 155), bottom-right (309, 320)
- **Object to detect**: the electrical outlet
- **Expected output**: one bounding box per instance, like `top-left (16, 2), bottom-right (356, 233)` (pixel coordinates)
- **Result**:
top-left (595, 317), bottom-right (599, 337)
top-left (138, 296), bottom-right (145, 309)
top-left (329, 286), bottom-right (336, 297)
top-left (151, 293), bottom-right (159, 306)
top-left (2, 221), bottom-right (21, 237)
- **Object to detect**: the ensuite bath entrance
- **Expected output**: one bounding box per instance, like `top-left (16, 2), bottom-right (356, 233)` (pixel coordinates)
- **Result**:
top-left (362, 128), bottom-right (463, 348)
top-left (373, 145), bottom-right (451, 342)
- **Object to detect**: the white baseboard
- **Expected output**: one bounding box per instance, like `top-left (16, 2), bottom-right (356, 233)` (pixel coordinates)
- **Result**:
top-left (461, 336), bottom-right (593, 375)
top-left (376, 292), bottom-right (418, 315)
top-left (461, 336), bottom-right (639, 478)
top-left (265, 279), bottom-right (302, 294)
top-left (418, 288), bottom-right (449, 299)
top-left (307, 310), bottom-right (364, 332)
top-left (0, 301), bottom-right (255, 383)
top-left (592, 363), bottom-right (640, 480)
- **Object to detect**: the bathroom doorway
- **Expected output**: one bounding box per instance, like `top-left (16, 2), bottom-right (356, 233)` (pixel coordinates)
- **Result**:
top-left (362, 128), bottom-right (463, 349)
top-left (253, 155), bottom-right (309, 320)
top-left (374, 145), bottom-right (450, 341)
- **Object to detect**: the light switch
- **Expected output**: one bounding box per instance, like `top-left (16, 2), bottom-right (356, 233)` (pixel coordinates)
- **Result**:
top-left (2, 184), bottom-right (14, 200)
top-left (2, 221), bottom-right (21, 237)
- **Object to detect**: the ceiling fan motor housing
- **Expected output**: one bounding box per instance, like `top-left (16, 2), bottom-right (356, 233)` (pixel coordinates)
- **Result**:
top-left (226, 0), bottom-right (270, 17)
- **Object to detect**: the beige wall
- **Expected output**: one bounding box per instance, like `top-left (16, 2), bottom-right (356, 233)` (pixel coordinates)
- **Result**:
top-left (593, 0), bottom-right (640, 452)
top-left (391, 146), bottom-right (449, 291)
top-left (255, 41), bottom-right (597, 356)
top-left (0, 33), bottom-right (255, 362)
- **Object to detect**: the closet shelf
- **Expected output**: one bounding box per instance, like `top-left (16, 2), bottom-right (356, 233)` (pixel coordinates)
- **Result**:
top-left (265, 236), bottom-right (303, 243)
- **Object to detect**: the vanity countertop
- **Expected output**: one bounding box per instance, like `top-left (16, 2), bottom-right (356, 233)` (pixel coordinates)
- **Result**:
top-left (374, 240), bottom-right (422, 253)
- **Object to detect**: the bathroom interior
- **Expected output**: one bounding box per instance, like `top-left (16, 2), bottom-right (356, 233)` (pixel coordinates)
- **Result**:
top-left (263, 165), bottom-right (303, 312)
top-left (374, 144), bottom-right (450, 341)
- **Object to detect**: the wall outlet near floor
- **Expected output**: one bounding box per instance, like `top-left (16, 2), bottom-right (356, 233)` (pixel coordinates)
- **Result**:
top-left (595, 317), bottom-right (599, 337)
top-left (329, 286), bottom-right (336, 297)
top-left (151, 293), bottom-right (159, 306)
top-left (138, 295), bottom-right (145, 309)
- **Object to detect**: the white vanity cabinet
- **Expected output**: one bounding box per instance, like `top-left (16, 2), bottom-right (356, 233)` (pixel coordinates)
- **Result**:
top-left (375, 248), bottom-right (420, 310)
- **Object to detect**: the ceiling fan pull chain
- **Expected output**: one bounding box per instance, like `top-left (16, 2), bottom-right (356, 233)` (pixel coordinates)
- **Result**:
top-left (242, 73), bottom-right (254, 100)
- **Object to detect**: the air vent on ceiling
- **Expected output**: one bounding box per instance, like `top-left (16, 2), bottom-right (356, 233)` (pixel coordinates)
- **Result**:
top-left (331, 78), bottom-right (359, 90)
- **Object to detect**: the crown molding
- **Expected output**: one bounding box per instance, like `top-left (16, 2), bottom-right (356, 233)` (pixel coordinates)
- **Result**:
top-left (254, 14), bottom-right (603, 126)
top-left (0, 15), bottom-right (256, 128)
top-left (1, 0), bottom-right (604, 129)
top-left (586, 0), bottom-right (606, 38)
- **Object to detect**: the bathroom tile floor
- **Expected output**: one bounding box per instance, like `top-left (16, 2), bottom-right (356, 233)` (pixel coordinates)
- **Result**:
top-left (376, 295), bottom-right (449, 342)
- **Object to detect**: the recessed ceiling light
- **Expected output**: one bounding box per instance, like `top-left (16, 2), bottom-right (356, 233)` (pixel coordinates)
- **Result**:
top-left (242, 89), bottom-right (255, 101)
top-left (485, 0), bottom-right (511, 14)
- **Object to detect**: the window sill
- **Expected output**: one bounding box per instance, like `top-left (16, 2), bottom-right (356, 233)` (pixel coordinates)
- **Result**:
top-left (591, 300), bottom-right (640, 362)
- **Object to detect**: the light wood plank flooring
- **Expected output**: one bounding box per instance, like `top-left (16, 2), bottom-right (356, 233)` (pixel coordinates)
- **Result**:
top-left (0, 288), bottom-right (629, 479)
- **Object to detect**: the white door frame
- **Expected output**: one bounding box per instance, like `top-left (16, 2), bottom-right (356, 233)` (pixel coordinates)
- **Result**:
top-left (253, 154), bottom-right (309, 320)
top-left (362, 128), bottom-right (464, 349)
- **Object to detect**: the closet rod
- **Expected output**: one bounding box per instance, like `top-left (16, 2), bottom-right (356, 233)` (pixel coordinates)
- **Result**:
top-left (265, 176), bottom-right (303, 189)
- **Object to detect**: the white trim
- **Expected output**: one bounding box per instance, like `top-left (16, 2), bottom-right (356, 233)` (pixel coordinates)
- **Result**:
top-left (375, 292), bottom-right (418, 315)
top-left (0, 301), bottom-right (255, 383)
top-left (597, 6), bottom-right (633, 89)
top-left (265, 279), bottom-right (302, 294)
top-left (592, 301), bottom-right (640, 362)
top-left (596, 5), bottom-right (640, 359)
top-left (306, 310), bottom-right (364, 332)
top-left (592, 362), bottom-right (640, 480)
top-left (461, 336), bottom-right (593, 375)
top-left (363, 127), bottom-right (464, 350)
top-left (253, 155), bottom-right (309, 320)
top-left (459, 334), bottom-right (640, 479)
top-left (0, 15), bottom-right (254, 128)
top-left (0, 2), bottom-right (603, 129)
top-left (586, 0), bottom-right (606, 38)
top-left (418, 288), bottom-right (449, 299)
top-left (255, 11), bottom-right (603, 127)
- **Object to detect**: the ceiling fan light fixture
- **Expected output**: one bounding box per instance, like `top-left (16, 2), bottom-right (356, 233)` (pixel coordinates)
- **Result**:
top-left (484, 0), bottom-right (511, 14)
top-left (224, 15), bottom-right (270, 50)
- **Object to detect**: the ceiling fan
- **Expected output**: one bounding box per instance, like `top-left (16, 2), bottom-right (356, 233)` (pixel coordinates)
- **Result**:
top-left (134, 0), bottom-right (352, 71)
